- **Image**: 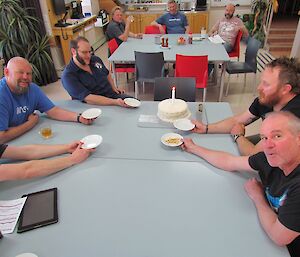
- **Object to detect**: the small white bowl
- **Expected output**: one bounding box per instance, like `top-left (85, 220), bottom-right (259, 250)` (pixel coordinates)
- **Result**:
top-left (80, 135), bottom-right (103, 149)
top-left (81, 108), bottom-right (102, 119)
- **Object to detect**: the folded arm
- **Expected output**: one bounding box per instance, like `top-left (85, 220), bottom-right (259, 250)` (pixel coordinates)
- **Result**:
top-left (245, 179), bottom-right (300, 246)
top-left (0, 113), bottom-right (39, 143)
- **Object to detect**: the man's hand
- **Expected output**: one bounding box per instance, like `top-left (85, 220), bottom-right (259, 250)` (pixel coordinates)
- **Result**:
top-left (67, 141), bottom-right (82, 153)
top-left (136, 33), bottom-right (143, 39)
top-left (113, 87), bottom-right (125, 94)
top-left (69, 142), bottom-right (94, 165)
top-left (79, 115), bottom-right (94, 125)
top-left (244, 178), bottom-right (265, 204)
top-left (191, 119), bottom-right (206, 134)
top-left (27, 113), bottom-right (39, 126)
top-left (158, 24), bottom-right (166, 34)
top-left (115, 98), bottom-right (131, 108)
top-left (126, 15), bottom-right (134, 26)
top-left (231, 123), bottom-right (245, 136)
top-left (181, 138), bottom-right (198, 154)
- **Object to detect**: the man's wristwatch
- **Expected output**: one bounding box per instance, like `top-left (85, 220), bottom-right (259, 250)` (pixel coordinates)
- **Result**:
top-left (233, 134), bottom-right (244, 142)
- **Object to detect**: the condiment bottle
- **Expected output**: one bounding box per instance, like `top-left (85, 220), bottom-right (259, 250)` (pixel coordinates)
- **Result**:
top-left (188, 32), bottom-right (193, 44)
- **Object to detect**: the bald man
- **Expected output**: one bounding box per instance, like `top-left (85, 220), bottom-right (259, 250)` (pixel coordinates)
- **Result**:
top-left (209, 4), bottom-right (248, 52)
top-left (0, 57), bottom-right (94, 143)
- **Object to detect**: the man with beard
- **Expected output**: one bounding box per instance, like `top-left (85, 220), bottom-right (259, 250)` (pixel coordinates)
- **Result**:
top-left (106, 6), bottom-right (143, 43)
top-left (181, 111), bottom-right (300, 257)
top-left (191, 57), bottom-right (300, 155)
top-left (151, 0), bottom-right (190, 34)
top-left (209, 3), bottom-right (248, 52)
top-left (0, 57), bottom-right (94, 144)
top-left (61, 36), bottom-right (132, 107)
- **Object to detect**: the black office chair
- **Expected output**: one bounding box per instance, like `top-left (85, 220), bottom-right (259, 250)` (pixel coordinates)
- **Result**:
top-left (225, 37), bottom-right (261, 96)
top-left (154, 77), bottom-right (196, 102)
top-left (134, 51), bottom-right (166, 99)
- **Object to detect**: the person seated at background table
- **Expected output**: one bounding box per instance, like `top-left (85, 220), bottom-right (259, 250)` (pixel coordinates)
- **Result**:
top-left (0, 141), bottom-right (93, 181)
top-left (0, 57), bottom-right (94, 144)
top-left (209, 3), bottom-right (248, 52)
top-left (105, 6), bottom-right (143, 43)
top-left (191, 57), bottom-right (300, 156)
top-left (61, 36), bottom-right (132, 107)
top-left (182, 111), bottom-right (300, 257)
top-left (151, 0), bottom-right (190, 34)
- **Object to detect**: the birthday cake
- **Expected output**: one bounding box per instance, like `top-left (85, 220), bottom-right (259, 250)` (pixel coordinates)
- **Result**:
top-left (157, 99), bottom-right (191, 122)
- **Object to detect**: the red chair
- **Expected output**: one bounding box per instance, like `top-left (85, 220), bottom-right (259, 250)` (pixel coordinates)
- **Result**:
top-left (228, 30), bottom-right (243, 60)
top-left (108, 38), bottom-right (135, 82)
top-left (175, 54), bottom-right (208, 102)
top-left (144, 25), bottom-right (166, 34)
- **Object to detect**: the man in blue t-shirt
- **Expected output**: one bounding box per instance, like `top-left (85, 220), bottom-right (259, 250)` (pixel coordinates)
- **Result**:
top-left (181, 111), bottom-right (300, 257)
top-left (0, 57), bottom-right (94, 143)
top-left (61, 36), bottom-right (132, 107)
top-left (151, 0), bottom-right (190, 34)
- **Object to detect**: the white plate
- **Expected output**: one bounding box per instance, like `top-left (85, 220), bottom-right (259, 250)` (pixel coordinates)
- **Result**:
top-left (81, 108), bottom-right (102, 119)
top-left (15, 254), bottom-right (38, 257)
top-left (80, 134), bottom-right (103, 149)
top-left (173, 118), bottom-right (195, 131)
top-left (160, 45), bottom-right (171, 49)
top-left (124, 98), bottom-right (141, 107)
top-left (161, 133), bottom-right (183, 147)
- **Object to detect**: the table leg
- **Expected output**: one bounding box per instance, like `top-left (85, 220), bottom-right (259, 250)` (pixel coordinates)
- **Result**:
top-left (111, 61), bottom-right (117, 87)
top-left (218, 62), bottom-right (226, 102)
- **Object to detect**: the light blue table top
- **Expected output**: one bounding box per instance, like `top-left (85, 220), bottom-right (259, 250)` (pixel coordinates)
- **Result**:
top-left (0, 158), bottom-right (288, 257)
top-left (7, 101), bottom-right (238, 162)
top-left (108, 34), bottom-right (230, 63)
top-left (0, 101), bottom-right (289, 257)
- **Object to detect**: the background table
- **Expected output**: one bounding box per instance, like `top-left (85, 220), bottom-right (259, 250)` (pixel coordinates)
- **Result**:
top-left (108, 35), bottom-right (230, 101)
top-left (0, 101), bottom-right (289, 257)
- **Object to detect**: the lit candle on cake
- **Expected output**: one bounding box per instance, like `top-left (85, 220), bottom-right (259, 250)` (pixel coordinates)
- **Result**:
top-left (171, 86), bottom-right (176, 103)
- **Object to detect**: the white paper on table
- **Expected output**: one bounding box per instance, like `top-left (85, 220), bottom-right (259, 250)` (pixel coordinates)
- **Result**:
top-left (208, 34), bottom-right (225, 44)
top-left (138, 114), bottom-right (160, 123)
top-left (0, 197), bottom-right (27, 234)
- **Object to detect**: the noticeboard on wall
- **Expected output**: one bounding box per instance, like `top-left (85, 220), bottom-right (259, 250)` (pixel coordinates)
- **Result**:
top-left (210, 0), bottom-right (252, 7)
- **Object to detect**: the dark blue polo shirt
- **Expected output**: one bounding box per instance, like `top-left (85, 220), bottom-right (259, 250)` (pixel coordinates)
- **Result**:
top-left (61, 56), bottom-right (117, 101)
top-left (156, 12), bottom-right (188, 34)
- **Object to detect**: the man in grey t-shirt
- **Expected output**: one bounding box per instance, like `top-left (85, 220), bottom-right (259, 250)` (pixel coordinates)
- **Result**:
top-left (209, 4), bottom-right (248, 52)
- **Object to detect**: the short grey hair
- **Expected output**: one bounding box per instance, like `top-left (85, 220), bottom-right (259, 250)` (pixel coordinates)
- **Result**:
top-left (265, 111), bottom-right (300, 135)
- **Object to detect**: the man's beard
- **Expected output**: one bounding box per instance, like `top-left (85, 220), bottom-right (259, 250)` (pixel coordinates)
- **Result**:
top-left (258, 91), bottom-right (281, 107)
top-left (225, 13), bottom-right (233, 19)
top-left (76, 51), bottom-right (87, 65)
top-left (15, 82), bottom-right (29, 95)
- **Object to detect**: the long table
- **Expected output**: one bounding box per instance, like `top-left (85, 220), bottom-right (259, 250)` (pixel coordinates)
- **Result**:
top-left (0, 101), bottom-right (289, 257)
top-left (108, 34), bottom-right (230, 102)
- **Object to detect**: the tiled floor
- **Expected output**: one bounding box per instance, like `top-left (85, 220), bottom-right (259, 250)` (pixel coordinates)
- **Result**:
top-left (41, 41), bottom-right (262, 136)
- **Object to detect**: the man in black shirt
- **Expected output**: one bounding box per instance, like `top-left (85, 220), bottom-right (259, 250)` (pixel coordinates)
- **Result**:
top-left (182, 111), bottom-right (300, 257)
top-left (191, 57), bottom-right (300, 156)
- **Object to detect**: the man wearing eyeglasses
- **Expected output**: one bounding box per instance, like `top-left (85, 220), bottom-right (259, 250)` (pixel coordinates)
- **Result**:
top-left (61, 36), bottom-right (132, 107)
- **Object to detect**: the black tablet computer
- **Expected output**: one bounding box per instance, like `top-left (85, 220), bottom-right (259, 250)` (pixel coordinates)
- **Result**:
top-left (17, 188), bottom-right (58, 233)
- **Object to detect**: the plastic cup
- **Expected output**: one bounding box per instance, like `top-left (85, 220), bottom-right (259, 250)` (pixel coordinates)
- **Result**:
top-left (39, 123), bottom-right (52, 139)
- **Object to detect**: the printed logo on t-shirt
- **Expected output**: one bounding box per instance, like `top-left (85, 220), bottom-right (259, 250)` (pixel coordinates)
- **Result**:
top-left (95, 62), bottom-right (103, 69)
top-left (265, 187), bottom-right (288, 212)
top-left (169, 18), bottom-right (181, 22)
top-left (16, 106), bottom-right (29, 115)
